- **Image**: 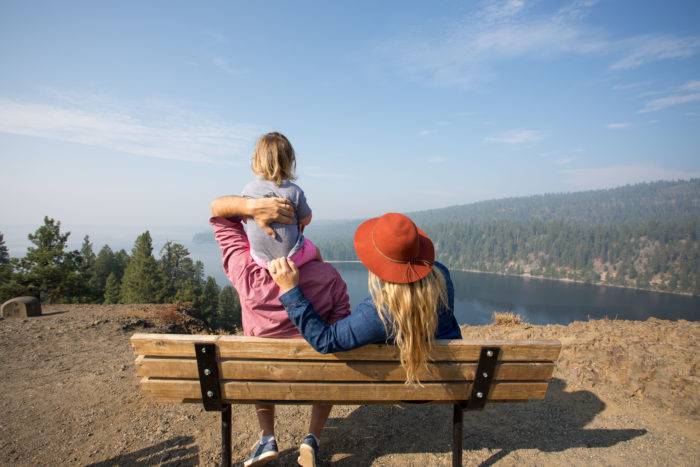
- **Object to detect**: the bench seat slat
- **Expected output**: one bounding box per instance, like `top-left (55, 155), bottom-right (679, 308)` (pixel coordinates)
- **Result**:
top-left (130, 334), bottom-right (561, 362)
top-left (140, 377), bottom-right (549, 402)
top-left (135, 357), bottom-right (555, 382)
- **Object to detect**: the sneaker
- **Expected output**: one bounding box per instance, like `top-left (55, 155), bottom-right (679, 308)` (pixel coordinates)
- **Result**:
top-left (243, 435), bottom-right (278, 467)
top-left (297, 434), bottom-right (319, 467)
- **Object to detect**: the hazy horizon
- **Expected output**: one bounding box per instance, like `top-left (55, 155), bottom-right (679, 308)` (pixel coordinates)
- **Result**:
top-left (2, 1), bottom-right (699, 228)
top-left (3, 176), bottom-right (697, 258)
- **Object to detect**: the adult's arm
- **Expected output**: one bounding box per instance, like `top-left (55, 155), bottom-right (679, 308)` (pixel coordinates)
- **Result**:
top-left (210, 195), bottom-right (295, 236)
top-left (209, 196), bottom-right (296, 284)
top-left (269, 258), bottom-right (386, 353)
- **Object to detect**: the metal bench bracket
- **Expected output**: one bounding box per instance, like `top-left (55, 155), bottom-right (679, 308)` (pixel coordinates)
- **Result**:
top-left (195, 343), bottom-right (232, 466)
top-left (467, 346), bottom-right (500, 410)
top-left (195, 343), bottom-right (223, 411)
top-left (453, 346), bottom-right (502, 466)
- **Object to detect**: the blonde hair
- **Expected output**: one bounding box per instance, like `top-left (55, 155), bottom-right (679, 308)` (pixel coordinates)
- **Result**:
top-left (368, 268), bottom-right (448, 384)
top-left (251, 132), bottom-right (296, 185)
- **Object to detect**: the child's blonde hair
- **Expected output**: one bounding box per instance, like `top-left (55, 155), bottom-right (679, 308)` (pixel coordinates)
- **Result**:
top-left (368, 268), bottom-right (448, 384)
top-left (251, 132), bottom-right (296, 186)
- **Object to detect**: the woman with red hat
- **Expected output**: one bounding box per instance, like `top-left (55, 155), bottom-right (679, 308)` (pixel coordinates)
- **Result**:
top-left (269, 212), bottom-right (462, 386)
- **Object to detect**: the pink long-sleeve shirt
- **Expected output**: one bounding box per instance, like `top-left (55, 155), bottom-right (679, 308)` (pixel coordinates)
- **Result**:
top-left (209, 216), bottom-right (351, 337)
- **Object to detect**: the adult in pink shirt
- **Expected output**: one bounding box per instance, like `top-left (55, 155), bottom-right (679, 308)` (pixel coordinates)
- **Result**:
top-left (209, 195), bottom-right (350, 462)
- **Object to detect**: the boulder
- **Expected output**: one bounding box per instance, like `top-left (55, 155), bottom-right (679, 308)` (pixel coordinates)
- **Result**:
top-left (1, 296), bottom-right (42, 318)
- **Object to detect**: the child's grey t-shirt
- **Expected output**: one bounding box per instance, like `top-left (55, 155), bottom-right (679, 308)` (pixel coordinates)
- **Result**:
top-left (241, 178), bottom-right (312, 263)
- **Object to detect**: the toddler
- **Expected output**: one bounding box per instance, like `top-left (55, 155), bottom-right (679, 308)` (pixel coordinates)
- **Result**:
top-left (241, 132), bottom-right (319, 268)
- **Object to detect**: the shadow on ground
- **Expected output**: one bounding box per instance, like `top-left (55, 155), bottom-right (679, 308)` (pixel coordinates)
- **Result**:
top-left (95, 380), bottom-right (646, 466)
top-left (86, 435), bottom-right (198, 466)
top-left (290, 379), bottom-right (647, 466)
top-left (38, 310), bottom-right (69, 317)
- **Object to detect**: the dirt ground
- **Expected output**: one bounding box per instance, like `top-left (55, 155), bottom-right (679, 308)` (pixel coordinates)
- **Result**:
top-left (0, 304), bottom-right (698, 466)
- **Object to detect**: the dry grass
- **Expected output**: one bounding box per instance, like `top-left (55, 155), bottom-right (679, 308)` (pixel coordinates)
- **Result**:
top-left (491, 311), bottom-right (524, 325)
top-left (155, 304), bottom-right (190, 327)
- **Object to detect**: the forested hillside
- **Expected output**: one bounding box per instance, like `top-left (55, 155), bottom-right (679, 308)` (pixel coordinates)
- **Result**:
top-left (197, 180), bottom-right (700, 295)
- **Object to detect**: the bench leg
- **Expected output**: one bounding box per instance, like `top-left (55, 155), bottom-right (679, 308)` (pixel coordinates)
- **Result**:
top-left (452, 404), bottom-right (463, 467)
top-left (221, 404), bottom-right (232, 467)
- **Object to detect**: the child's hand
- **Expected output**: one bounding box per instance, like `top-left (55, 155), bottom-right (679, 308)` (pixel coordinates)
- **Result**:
top-left (269, 257), bottom-right (299, 293)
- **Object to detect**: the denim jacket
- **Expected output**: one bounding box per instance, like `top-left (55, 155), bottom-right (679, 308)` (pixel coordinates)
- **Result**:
top-left (279, 262), bottom-right (462, 353)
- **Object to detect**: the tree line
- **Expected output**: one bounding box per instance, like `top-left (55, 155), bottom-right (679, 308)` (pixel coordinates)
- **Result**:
top-left (314, 217), bottom-right (700, 295)
top-left (311, 180), bottom-right (700, 295)
top-left (0, 217), bottom-right (241, 330)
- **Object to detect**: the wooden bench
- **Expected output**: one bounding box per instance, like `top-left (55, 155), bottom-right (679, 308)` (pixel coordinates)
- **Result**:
top-left (131, 333), bottom-right (561, 466)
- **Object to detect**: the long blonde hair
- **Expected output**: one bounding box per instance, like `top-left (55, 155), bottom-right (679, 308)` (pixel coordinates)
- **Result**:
top-left (368, 268), bottom-right (448, 384)
top-left (251, 132), bottom-right (296, 185)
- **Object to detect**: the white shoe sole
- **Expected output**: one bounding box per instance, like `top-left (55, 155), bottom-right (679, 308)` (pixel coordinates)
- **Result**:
top-left (297, 444), bottom-right (316, 467)
top-left (244, 450), bottom-right (278, 467)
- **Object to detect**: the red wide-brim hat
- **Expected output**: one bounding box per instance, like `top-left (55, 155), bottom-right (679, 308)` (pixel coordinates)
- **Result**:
top-left (354, 213), bottom-right (435, 284)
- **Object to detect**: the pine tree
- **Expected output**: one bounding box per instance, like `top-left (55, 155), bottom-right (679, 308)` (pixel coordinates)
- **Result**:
top-left (0, 231), bottom-right (17, 302)
top-left (174, 260), bottom-right (205, 305)
top-left (200, 276), bottom-right (220, 326)
top-left (90, 245), bottom-right (117, 300)
top-left (0, 231), bottom-right (8, 268)
top-left (114, 249), bottom-right (130, 280)
top-left (79, 235), bottom-right (98, 302)
top-left (14, 217), bottom-right (84, 303)
top-left (80, 236), bottom-right (96, 273)
top-left (158, 241), bottom-right (201, 303)
top-left (103, 272), bottom-right (121, 304)
top-left (120, 231), bottom-right (161, 303)
top-left (217, 285), bottom-right (242, 331)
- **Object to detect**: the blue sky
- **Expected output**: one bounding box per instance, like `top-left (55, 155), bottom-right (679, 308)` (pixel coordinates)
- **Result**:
top-left (1, 0), bottom-right (699, 231)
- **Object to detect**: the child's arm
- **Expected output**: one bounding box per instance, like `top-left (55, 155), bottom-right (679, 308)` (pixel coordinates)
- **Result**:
top-left (299, 212), bottom-right (312, 231)
top-left (295, 188), bottom-right (312, 232)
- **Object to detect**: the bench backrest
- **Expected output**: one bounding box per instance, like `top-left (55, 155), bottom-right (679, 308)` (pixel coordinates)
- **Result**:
top-left (131, 333), bottom-right (561, 404)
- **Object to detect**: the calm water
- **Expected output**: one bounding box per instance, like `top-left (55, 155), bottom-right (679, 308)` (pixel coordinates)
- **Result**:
top-left (330, 262), bottom-right (700, 325)
top-left (189, 239), bottom-right (700, 325)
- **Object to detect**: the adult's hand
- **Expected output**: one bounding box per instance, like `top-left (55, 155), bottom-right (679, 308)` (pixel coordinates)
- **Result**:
top-left (269, 257), bottom-right (299, 293)
top-left (249, 197), bottom-right (295, 237)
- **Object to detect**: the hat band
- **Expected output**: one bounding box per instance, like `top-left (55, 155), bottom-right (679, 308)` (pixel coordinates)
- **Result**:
top-left (370, 224), bottom-right (420, 264)
top-left (370, 224), bottom-right (432, 283)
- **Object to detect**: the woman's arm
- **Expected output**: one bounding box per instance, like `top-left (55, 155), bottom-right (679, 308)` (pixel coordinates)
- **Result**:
top-left (269, 258), bottom-right (386, 353)
top-left (210, 195), bottom-right (296, 237)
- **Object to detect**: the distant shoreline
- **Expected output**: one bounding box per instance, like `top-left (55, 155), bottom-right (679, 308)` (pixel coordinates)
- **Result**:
top-left (451, 267), bottom-right (696, 297)
top-left (325, 260), bottom-right (695, 297)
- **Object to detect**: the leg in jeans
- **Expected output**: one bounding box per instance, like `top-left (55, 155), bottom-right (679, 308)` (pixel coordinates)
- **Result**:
top-left (255, 403), bottom-right (275, 436)
top-left (308, 403), bottom-right (333, 438)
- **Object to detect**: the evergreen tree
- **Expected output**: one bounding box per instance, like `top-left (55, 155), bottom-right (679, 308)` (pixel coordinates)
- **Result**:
top-left (78, 235), bottom-right (98, 302)
top-left (103, 272), bottom-right (121, 304)
top-left (114, 249), bottom-right (130, 280)
top-left (90, 245), bottom-right (117, 300)
top-left (0, 232), bottom-right (17, 302)
top-left (0, 231), bottom-right (8, 268)
top-left (217, 285), bottom-right (242, 330)
top-left (158, 241), bottom-right (202, 303)
top-left (79, 236), bottom-right (96, 273)
top-left (14, 217), bottom-right (84, 303)
top-left (200, 276), bottom-right (220, 326)
top-left (120, 231), bottom-right (161, 303)
top-left (171, 259), bottom-right (205, 306)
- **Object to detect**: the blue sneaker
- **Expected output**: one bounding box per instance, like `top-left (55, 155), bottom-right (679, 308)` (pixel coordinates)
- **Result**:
top-left (297, 434), bottom-right (319, 467)
top-left (243, 435), bottom-right (278, 467)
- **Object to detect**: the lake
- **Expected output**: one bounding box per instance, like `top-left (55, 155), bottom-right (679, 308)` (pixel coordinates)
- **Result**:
top-left (188, 243), bottom-right (700, 325)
